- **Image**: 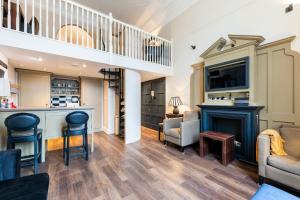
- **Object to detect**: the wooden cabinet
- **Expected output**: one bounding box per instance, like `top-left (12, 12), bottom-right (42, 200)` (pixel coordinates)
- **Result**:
top-left (81, 77), bottom-right (103, 132)
top-left (18, 70), bottom-right (51, 108)
top-left (141, 78), bottom-right (165, 130)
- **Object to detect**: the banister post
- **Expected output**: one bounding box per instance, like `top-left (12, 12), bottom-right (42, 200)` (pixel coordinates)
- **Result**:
top-left (171, 39), bottom-right (174, 67)
top-left (0, 0), bottom-right (3, 28)
top-left (109, 12), bottom-right (113, 65)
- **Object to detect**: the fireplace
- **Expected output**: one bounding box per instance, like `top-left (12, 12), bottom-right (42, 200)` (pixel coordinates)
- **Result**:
top-left (198, 105), bottom-right (263, 165)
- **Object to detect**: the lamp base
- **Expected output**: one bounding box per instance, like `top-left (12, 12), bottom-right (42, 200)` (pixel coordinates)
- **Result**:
top-left (173, 106), bottom-right (179, 115)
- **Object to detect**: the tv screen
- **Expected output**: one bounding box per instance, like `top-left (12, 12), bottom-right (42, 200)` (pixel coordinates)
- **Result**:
top-left (205, 57), bottom-right (249, 91)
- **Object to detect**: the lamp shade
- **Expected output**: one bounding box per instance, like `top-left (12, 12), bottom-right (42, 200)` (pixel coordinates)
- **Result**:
top-left (168, 96), bottom-right (183, 106)
top-left (0, 78), bottom-right (11, 97)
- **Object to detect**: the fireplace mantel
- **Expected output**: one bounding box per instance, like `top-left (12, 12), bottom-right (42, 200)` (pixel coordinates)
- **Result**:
top-left (198, 105), bottom-right (264, 165)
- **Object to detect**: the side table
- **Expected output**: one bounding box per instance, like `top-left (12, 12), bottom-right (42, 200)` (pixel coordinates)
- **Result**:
top-left (166, 113), bottom-right (183, 118)
top-left (199, 131), bottom-right (235, 165)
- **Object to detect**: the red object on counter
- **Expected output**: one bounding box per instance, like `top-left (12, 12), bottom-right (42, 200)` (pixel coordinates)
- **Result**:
top-left (10, 102), bottom-right (17, 109)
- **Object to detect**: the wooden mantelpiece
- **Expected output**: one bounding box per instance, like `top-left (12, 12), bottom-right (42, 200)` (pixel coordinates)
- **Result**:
top-left (198, 34), bottom-right (300, 130)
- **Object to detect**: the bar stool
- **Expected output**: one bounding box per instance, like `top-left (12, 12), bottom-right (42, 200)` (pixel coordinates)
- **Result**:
top-left (5, 113), bottom-right (42, 174)
top-left (63, 111), bottom-right (89, 166)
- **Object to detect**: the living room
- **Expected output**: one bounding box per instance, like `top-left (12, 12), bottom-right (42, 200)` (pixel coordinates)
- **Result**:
top-left (0, 0), bottom-right (300, 199)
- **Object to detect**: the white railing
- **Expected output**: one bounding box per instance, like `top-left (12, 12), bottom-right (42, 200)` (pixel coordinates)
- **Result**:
top-left (0, 0), bottom-right (172, 66)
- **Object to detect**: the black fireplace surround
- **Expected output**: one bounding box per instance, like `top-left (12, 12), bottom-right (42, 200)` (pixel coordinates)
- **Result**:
top-left (198, 105), bottom-right (263, 165)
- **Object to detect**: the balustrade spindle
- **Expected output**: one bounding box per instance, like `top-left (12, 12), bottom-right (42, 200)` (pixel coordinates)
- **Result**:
top-left (65, 2), bottom-right (67, 42)
top-left (0, 0), bottom-right (3, 28)
top-left (46, 0), bottom-right (48, 37)
top-left (91, 13), bottom-right (94, 49)
top-left (76, 6), bottom-right (79, 45)
top-left (86, 10), bottom-right (90, 48)
top-left (96, 14), bottom-right (99, 50)
top-left (39, 0), bottom-right (41, 36)
top-left (16, 0), bottom-right (19, 31)
top-left (52, 0), bottom-right (55, 39)
top-left (59, 0), bottom-right (61, 40)
top-left (70, 4), bottom-right (73, 44)
top-left (81, 8), bottom-right (83, 47)
top-left (8, 0), bottom-right (11, 29)
top-left (76, 6), bottom-right (78, 45)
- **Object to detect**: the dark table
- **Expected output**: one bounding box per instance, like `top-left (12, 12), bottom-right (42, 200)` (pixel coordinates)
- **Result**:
top-left (200, 131), bottom-right (235, 165)
top-left (165, 113), bottom-right (183, 118)
top-left (0, 173), bottom-right (49, 200)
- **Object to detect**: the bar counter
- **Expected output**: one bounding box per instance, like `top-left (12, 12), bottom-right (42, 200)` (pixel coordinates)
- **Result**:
top-left (0, 107), bottom-right (95, 162)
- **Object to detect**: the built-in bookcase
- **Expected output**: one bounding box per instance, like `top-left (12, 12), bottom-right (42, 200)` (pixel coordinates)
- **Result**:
top-left (50, 75), bottom-right (80, 107)
top-left (51, 76), bottom-right (80, 96)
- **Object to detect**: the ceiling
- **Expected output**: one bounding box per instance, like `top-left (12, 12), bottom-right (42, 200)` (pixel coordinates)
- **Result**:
top-left (73, 0), bottom-right (199, 33)
top-left (0, 45), bottom-right (165, 81)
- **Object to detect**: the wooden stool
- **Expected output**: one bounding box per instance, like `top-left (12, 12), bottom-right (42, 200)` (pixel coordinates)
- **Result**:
top-left (200, 131), bottom-right (235, 165)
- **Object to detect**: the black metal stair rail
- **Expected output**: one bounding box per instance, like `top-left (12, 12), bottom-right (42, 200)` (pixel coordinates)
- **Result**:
top-left (99, 68), bottom-right (125, 138)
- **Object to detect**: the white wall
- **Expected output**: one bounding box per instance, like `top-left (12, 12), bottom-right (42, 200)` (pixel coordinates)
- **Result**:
top-left (125, 69), bottom-right (141, 144)
top-left (0, 51), bottom-right (8, 78)
top-left (103, 80), bottom-right (115, 134)
top-left (0, 51), bottom-right (16, 83)
top-left (159, 0), bottom-right (300, 112)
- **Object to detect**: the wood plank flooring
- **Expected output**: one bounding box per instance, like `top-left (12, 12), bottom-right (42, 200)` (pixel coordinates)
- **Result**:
top-left (23, 127), bottom-right (259, 200)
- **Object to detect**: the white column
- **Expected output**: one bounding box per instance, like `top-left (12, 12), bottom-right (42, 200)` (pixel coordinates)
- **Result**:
top-left (124, 69), bottom-right (141, 144)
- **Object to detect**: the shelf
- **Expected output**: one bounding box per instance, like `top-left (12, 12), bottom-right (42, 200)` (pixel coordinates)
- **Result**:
top-left (51, 86), bottom-right (80, 89)
top-left (51, 94), bottom-right (80, 96)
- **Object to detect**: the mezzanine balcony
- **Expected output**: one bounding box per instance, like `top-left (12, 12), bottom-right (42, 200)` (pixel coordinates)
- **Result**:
top-left (0, 0), bottom-right (172, 75)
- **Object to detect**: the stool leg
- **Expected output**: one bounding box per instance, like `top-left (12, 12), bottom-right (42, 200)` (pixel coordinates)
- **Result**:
top-left (158, 127), bottom-right (161, 141)
top-left (63, 134), bottom-right (66, 159)
top-left (38, 136), bottom-right (42, 163)
top-left (85, 132), bottom-right (88, 161)
top-left (34, 137), bottom-right (39, 174)
top-left (66, 134), bottom-right (70, 166)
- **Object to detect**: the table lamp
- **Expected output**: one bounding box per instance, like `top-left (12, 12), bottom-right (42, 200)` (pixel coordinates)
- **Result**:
top-left (168, 96), bottom-right (183, 114)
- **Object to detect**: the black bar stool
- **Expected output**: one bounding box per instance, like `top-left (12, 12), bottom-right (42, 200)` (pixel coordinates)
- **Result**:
top-left (5, 113), bottom-right (42, 174)
top-left (63, 111), bottom-right (89, 166)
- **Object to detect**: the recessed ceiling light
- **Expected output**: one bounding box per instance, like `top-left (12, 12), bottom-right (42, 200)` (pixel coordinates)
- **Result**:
top-left (79, 72), bottom-right (82, 75)
top-left (20, 64), bottom-right (24, 67)
top-left (29, 56), bottom-right (43, 62)
top-left (43, 67), bottom-right (47, 71)
top-left (82, 64), bottom-right (87, 68)
top-left (71, 63), bottom-right (80, 67)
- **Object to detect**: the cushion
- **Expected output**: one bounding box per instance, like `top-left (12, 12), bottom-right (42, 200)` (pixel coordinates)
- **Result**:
top-left (64, 124), bottom-right (85, 131)
top-left (183, 111), bottom-right (198, 122)
top-left (267, 155), bottom-right (300, 176)
top-left (279, 126), bottom-right (300, 158)
top-left (251, 184), bottom-right (299, 200)
top-left (11, 128), bottom-right (43, 137)
top-left (164, 128), bottom-right (181, 138)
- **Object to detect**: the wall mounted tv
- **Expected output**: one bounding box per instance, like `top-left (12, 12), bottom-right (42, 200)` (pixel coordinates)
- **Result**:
top-left (205, 57), bottom-right (249, 91)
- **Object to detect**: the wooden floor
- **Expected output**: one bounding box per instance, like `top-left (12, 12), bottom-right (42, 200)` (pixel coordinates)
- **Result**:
top-left (24, 127), bottom-right (259, 200)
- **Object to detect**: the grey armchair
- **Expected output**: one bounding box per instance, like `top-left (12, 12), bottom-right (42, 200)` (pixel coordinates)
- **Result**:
top-left (258, 125), bottom-right (300, 190)
top-left (163, 111), bottom-right (200, 152)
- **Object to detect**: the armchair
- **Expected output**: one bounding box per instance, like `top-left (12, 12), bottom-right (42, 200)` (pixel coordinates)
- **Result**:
top-left (0, 149), bottom-right (21, 181)
top-left (163, 111), bottom-right (200, 152)
top-left (257, 125), bottom-right (300, 190)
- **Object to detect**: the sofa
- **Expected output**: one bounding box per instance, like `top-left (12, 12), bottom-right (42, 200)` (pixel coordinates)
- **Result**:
top-left (163, 111), bottom-right (200, 152)
top-left (257, 124), bottom-right (300, 190)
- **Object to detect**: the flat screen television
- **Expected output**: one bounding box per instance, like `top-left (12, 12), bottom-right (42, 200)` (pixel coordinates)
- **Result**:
top-left (205, 57), bottom-right (249, 91)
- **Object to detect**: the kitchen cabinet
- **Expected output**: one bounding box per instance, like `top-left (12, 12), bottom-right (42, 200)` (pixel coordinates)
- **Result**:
top-left (81, 77), bottom-right (103, 132)
top-left (18, 70), bottom-right (51, 108)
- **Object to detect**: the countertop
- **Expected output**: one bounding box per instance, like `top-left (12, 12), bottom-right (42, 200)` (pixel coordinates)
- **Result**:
top-left (0, 106), bottom-right (94, 112)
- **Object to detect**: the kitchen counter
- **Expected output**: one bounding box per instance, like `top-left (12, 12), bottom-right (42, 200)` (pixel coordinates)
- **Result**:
top-left (0, 106), bottom-right (94, 112)
top-left (0, 107), bottom-right (95, 162)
